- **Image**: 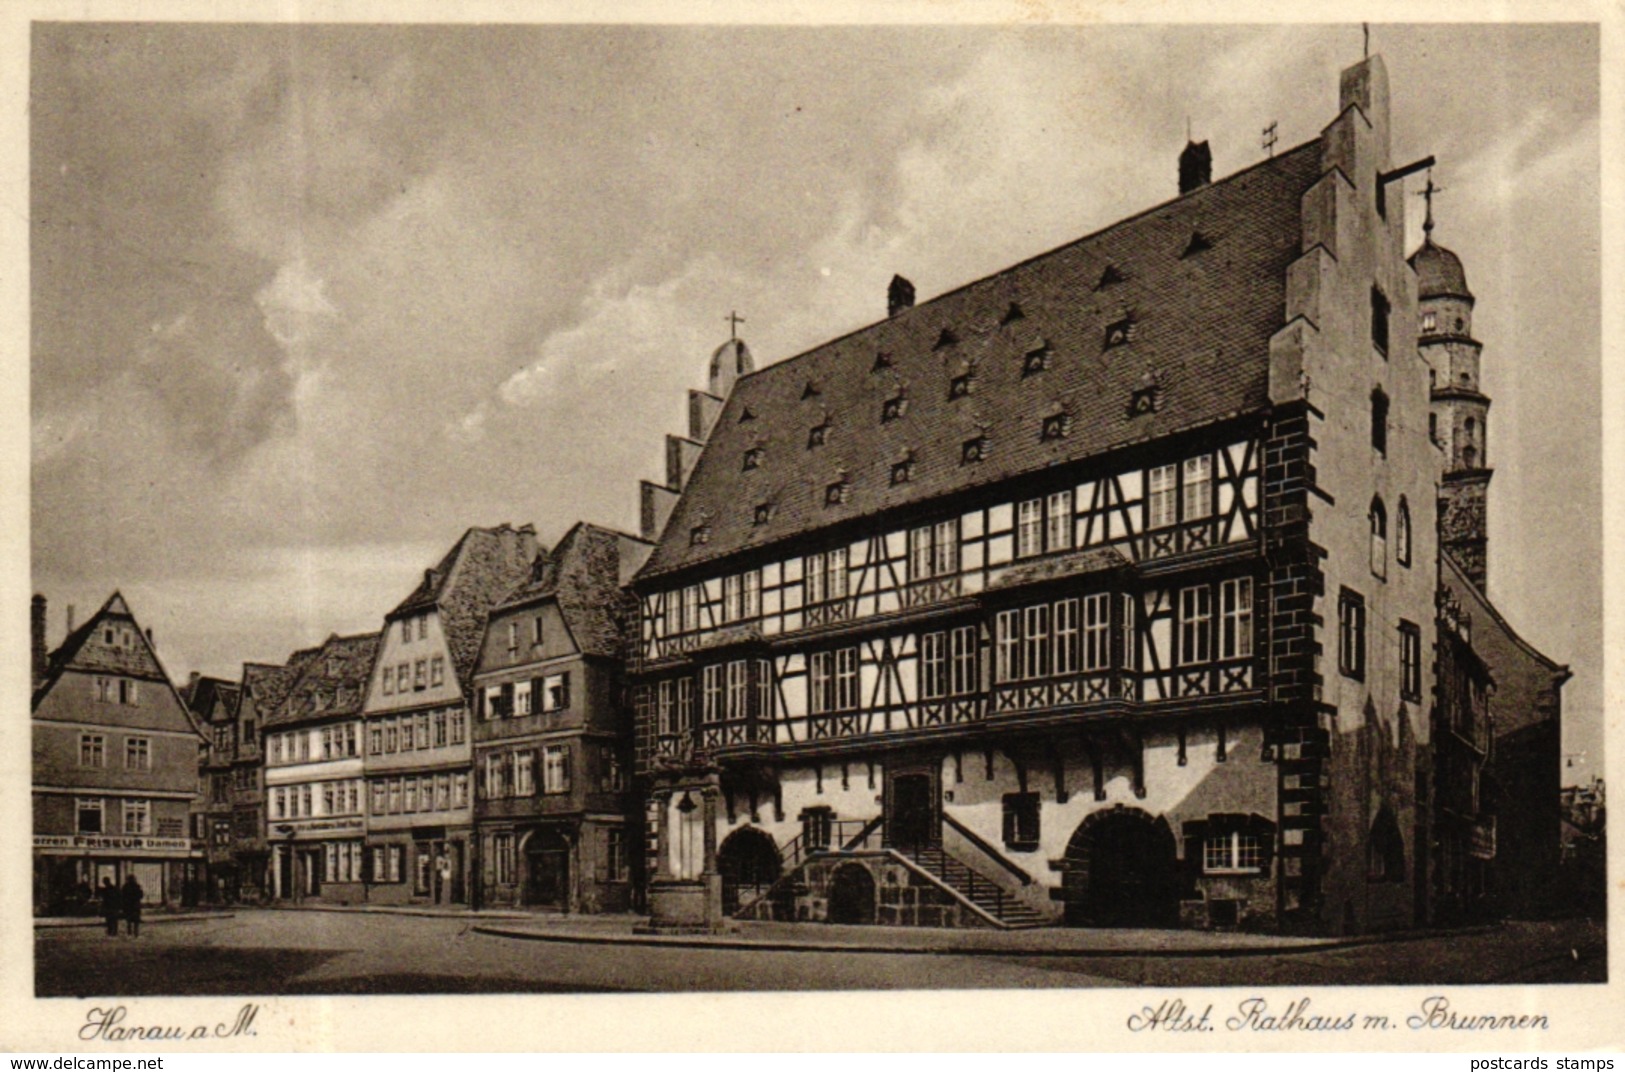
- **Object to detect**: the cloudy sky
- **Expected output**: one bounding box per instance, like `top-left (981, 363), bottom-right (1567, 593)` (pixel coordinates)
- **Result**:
top-left (27, 21), bottom-right (1602, 775)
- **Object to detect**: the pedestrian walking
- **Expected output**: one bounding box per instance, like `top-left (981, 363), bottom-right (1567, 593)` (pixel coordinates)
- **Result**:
top-left (120, 873), bottom-right (144, 938)
top-left (98, 878), bottom-right (119, 937)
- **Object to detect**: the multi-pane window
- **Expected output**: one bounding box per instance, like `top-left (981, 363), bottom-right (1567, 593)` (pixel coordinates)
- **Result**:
top-left (543, 673), bottom-right (571, 712)
top-left (1053, 597), bottom-right (1080, 675)
top-left (1204, 831), bottom-right (1264, 872)
top-left (491, 834), bottom-right (515, 885)
top-left (950, 626), bottom-right (978, 695)
top-left (1016, 493), bottom-right (1075, 557)
top-left (702, 664), bottom-right (724, 723)
top-left (680, 585), bottom-right (701, 633)
top-left (123, 799), bottom-right (151, 835)
top-left (1219, 578), bottom-right (1254, 659)
top-left (721, 575), bottom-right (741, 623)
top-left (606, 828), bottom-right (628, 882)
top-left (454, 773), bottom-right (469, 807)
top-left (809, 648), bottom-right (859, 714)
top-left (118, 679), bottom-right (139, 706)
top-left (1002, 793), bottom-right (1041, 851)
top-left (1082, 593), bottom-right (1111, 671)
top-left (507, 621), bottom-right (520, 654)
top-left (677, 677), bottom-right (695, 732)
top-left (371, 781), bottom-right (387, 814)
top-left (1178, 585), bottom-right (1214, 665)
top-left (514, 680), bottom-right (533, 717)
top-left (77, 798), bottom-right (103, 833)
top-left (1399, 620), bottom-right (1423, 702)
top-left (543, 745), bottom-right (571, 794)
top-left (450, 710), bottom-right (467, 745)
top-left (414, 660), bottom-right (428, 690)
top-left (382, 665), bottom-right (394, 695)
top-left (1182, 455), bottom-right (1213, 521)
top-left (725, 660), bottom-right (749, 720)
top-left (515, 750), bottom-right (536, 796)
top-left (95, 676), bottom-right (113, 703)
top-left (995, 609), bottom-right (1021, 683)
top-left (430, 656), bottom-right (444, 687)
top-left (79, 734), bottom-right (105, 768)
top-left (921, 631), bottom-right (948, 700)
top-left (805, 547), bottom-right (849, 605)
top-left (484, 753), bottom-right (506, 798)
top-left (1022, 604), bottom-right (1052, 679)
top-left (656, 680), bottom-right (675, 736)
top-left (910, 520), bottom-right (959, 581)
top-left (1339, 588), bottom-right (1367, 680)
top-left (1148, 464), bottom-right (1177, 529)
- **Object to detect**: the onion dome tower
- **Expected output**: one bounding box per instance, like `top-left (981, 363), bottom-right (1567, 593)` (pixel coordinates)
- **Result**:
top-left (1410, 188), bottom-right (1491, 591)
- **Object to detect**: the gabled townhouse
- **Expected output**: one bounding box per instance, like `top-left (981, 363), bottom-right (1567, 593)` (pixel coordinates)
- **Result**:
top-left (471, 522), bottom-right (652, 912)
top-left (231, 654), bottom-right (314, 901)
top-left (31, 592), bottom-right (204, 913)
top-left (262, 631), bottom-right (379, 902)
top-left (181, 673), bottom-right (242, 902)
top-left (360, 524), bottom-right (538, 905)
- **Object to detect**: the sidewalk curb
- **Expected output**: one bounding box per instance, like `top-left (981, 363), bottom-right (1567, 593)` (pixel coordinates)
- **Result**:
top-left (262, 904), bottom-right (539, 922)
top-left (471, 922), bottom-right (1503, 959)
top-left (36, 912), bottom-right (235, 930)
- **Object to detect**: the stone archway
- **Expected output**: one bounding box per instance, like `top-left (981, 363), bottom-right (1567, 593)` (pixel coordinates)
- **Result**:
top-left (523, 827), bottom-right (571, 909)
top-left (1062, 806), bottom-right (1180, 927)
top-left (827, 862), bottom-right (877, 925)
top-left (717, 826), bottom-right (782, 916)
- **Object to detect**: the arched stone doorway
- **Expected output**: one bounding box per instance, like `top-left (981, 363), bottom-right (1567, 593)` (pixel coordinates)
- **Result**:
top-left (523, 827), bottom-right (571, 910)
top-left (718, 826), bottom-right (781, 916)
top-left (1062, 806), bottom-right (1180, 927)
top-left (827, 862), bottom-right (876, 925)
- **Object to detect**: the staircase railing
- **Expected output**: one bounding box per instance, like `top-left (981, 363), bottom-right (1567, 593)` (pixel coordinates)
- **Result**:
top-left (941, 811), bottom-right (1034, 886)
top-left (837, 815), bottom-right (885, 851)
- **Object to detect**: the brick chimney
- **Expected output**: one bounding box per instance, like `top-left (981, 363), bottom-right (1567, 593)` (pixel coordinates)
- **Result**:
top-left (31, 594), bottom-right (47, 690)
top-left (888, 275), bottom-right (915, 317)
top-left (1179, 140), bottom-right (1212, 195)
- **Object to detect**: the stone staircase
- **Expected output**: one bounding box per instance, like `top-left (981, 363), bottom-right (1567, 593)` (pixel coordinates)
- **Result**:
top-left (892, 844), bottom-right (1048, 929)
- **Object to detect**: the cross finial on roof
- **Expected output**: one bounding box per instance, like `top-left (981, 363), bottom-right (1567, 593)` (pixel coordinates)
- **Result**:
top-left (724, 310), bottom-right (745, 341)
top-left (1415, 169), bottom-right (1446, 238)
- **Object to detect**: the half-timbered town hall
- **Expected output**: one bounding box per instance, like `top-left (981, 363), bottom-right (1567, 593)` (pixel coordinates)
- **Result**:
top-left (626, 53), bottom-right (1564, 935)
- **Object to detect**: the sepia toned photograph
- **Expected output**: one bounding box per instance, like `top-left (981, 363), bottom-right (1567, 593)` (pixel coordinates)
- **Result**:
top-left (19, 11), bottom-right (1608, 1026)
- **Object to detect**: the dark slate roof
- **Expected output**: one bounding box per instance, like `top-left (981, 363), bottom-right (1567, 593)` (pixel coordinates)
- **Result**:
top-left (1409, 239), bottom-right (1473, 301)
top-left (389, 524), bottom-right (540, 694)
top-left (183, 676), bottom-right (241, 724)
top-left (262, 631), bottom-right (380, 728)
top-left (493, 522), bottom-right (639, 659)
top-left (239, 656), bottom-right (308, 719)
top-left (638, 139), bottom-right (1325, 582)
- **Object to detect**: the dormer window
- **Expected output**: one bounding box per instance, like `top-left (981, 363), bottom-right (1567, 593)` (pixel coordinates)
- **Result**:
top-left (961, 436), bottom-right (986, 465)
top-left (1104, 316), bottom-right (1135, 349)
top-left (742, 447), bottom-right (763, 471)
top-left (948, 372), bottom-right (972, 400)
top-left (1095, 265), bottom-right (1124, 290)
top-left (882, 395), bottom-right (907, 422)
top-left (807, 423), bottom-right (828, 449)
top-left (891, 458), bottom-right (914, 485)
top-left (753, 503), bottom-right (774, 526)
top-left (825, 479), bottom-right (850, 507)
top-left (1181, 230), bottom-right (1212, 258)
top-left (690, 524), bottom-right (711, 547)
top-left (738, 406), bottom-right (756, 423)
top-left (1022, 344), bottom-right (1051, 376)
top-left (1130, 377), bottom-right (1160, 416)
top-left (1040, 413), bottom-right (1070, 441)
top-left (872, 351), bottom-right (892, 372)
top-left (933, 327), bottom-right (958, 350)
top-left (1001, 302), bottom-right (1025, 325)
top-left (802, 380), bottom-right (820, 399)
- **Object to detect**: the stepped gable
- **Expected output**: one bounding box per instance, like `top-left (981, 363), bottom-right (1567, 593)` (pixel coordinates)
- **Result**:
top-left (494, 522), bottom-right (636, 659)
top-left (638, 139), bottom-right (1324, 580)
top-left (262, 630), bottom-right (381, 728)
top-left (388, 524), bottom-right (539, 694)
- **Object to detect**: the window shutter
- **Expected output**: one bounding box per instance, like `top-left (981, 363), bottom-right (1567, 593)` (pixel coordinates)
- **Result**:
top-left (474, 689), bottom-right (486, 720)
top-left (533, 678), bottom-right (545, 715)
top-left (500, 681), bottom-right (515, 717)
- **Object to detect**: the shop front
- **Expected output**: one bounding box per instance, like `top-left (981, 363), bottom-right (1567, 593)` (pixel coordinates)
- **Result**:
top-left (32, 833), bottom-right (202, 915)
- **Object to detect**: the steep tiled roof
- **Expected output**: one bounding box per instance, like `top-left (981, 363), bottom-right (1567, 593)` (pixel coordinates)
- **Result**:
top-left (639, 140), bottom-right (1324, 581)
top-left (389, 524), bottom-right (540, 694)
top-left (183, 675), bottom-right (240, 723)
top-left (31, 592), bottom-right (189, 720)
top-left (240, 657), bottom-right (306, 718)
top-left (494, 522), bottom-right (641, 659)
top-left (262, 631), bottom-right (381, 728)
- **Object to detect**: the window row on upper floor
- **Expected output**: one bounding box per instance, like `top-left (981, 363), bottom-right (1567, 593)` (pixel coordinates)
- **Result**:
top-left (88, 675), bottom-right (142, 706)
top-left (76, 732), bottom-right (153, 771)
top-left (270, 778), bottom-right (364, 820)
top-left (643, 440), bottom-right (1260, 660)
top-left (267, 723), bottom-right (360, 767)
top-left (379, 655), bottom-right (446, 697)
top-left (367, 707), bottom-right (469, 756)
top-left (636, 577), bottom-right (1259, 755)
top-left (477, 672), bottom-right (572, 720)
